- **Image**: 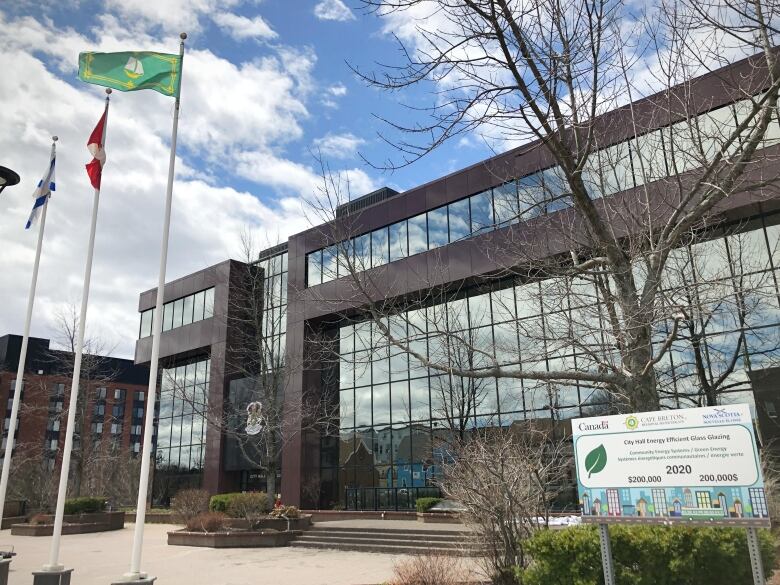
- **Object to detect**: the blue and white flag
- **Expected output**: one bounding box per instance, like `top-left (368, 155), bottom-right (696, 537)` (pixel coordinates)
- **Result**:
top-left (25, 143), bottom-right (56, 230)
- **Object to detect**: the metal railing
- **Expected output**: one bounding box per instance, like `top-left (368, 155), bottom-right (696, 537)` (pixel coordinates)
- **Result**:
top-left (344, 486), bottom-right (441, 511)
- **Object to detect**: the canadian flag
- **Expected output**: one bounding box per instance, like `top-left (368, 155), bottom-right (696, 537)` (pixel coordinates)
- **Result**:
top-left (85, 107), bottom-right (107, 189)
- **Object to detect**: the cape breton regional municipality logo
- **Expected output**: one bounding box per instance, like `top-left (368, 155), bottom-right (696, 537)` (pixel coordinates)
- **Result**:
top-left (625, 415), bottom-right (639, 430)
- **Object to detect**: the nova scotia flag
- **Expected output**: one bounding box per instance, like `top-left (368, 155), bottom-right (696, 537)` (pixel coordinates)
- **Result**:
top-left (26, 143), bottom-right (56, 230)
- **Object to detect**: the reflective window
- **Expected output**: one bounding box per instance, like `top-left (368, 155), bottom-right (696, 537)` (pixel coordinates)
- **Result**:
top-left (448, 199), bottom-right (470, 242)
top-left (372, 227), bottom-right (389, 268)
top-left (138, 287), bottom-right (216, 338)
top-left (408, 215), bottom-right (428, 256)
top-left (427, 207), bottom-right (448, 250)
top-left (389, 221), bottom-right (408, 261)
top-left (470, 190), bottom-right (493, 234)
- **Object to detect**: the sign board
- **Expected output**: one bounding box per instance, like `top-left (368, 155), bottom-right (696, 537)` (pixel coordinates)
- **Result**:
top-left (572, 404), bottom-right (769, 526)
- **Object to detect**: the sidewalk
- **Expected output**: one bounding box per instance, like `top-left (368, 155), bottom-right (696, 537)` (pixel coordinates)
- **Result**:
top-left (0, 524), bottom-right (407, 585)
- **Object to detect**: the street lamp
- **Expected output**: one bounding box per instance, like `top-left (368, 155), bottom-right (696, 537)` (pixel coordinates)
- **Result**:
top-left (0, 166), bottom-right (20, 195)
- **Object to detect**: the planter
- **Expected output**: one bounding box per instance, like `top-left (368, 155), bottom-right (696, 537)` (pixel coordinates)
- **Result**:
top-left (167, 529), bottom-right (298, 548)
top-left (416, 511), bottom-right (463, 524)
top-left (11, 511), bottom-right (124, 536)
top-left (223, 515), bottom-right (312, 531)
top-left (125, 511), bottom-right (184, 525)
top-left (1, 516), bottom-right (26, 530)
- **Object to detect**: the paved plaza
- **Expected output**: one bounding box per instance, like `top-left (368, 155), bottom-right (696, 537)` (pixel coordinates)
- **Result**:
top-left (0, 523), bottom-right (413, 585)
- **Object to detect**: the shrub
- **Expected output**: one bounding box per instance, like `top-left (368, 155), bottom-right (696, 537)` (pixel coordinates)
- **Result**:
top-left (270, 505), bottom-right (300, 518)
top-left (29, 513), bottom-right (49, 526)
top-left (208, 493), bottom-right (235, 513)
top-left (186, 511), bottom-right (226, 533)
top-left (415, 497), bottom-right (443, 513)
top-left (519, 525), bottom-right (776, 585)
top-left (389, 554), bottom-right (469, 585)
top-left (171, 488), bottom-right (210, 522)
top-left (226, 492), bottom-right (270, 521)
top-left (63, 497), bottom-right (106, 515)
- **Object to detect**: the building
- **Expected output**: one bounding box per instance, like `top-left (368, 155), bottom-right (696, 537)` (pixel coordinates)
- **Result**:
top-left (135, 53), bottom-right (780, 510)
top-left (0, 334), bottom-right (149, 498)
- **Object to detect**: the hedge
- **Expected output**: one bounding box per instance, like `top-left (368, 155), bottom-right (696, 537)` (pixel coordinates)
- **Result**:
top-left (63, 496), bottom-right (106, 515)
top-left (209, 492), bottom-right (270, 516)
top-left (518, 525), bottom-right (775, 585)
top-left (415, 497), bottom-right (444, 513)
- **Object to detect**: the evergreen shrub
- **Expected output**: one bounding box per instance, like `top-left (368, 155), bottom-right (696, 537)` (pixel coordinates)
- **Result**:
top-left (519, 525), bottom-right (775, 585)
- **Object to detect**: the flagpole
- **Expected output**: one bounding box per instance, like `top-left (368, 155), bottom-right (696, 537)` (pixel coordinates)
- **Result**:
top-left (0, 137), bottom-right (55, 527)
top-left (122, 32), bottom-right (186, 583)
top-left (42, 90), bottom-right (110, 573)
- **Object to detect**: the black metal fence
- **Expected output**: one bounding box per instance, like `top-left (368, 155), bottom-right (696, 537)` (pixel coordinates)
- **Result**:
top-left (344, 486), bottom-right (441, 511)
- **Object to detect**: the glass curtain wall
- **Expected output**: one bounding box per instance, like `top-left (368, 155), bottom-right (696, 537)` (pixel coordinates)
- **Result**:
top-left (138, 287), bottom-right (215, 338)
top-left (306, 96), bottom-right (780, 287)
top-left (331, 218), bottom-right (780, 509)
top-left (153, 357), bottom-right (209, 506)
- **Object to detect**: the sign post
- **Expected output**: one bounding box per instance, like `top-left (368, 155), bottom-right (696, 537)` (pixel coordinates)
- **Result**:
top-left (572, 404), bottom-right (768, 585)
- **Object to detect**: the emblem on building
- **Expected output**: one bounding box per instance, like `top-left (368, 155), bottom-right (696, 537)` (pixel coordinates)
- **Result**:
top-left (245, 401), bottom-right (265, 436)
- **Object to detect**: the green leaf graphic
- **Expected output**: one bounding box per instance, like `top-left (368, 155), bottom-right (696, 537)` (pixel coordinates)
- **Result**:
top-left (585, 444), bottom-right (607, 478)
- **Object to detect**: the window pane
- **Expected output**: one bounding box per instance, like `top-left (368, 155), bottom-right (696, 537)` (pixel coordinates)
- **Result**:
top-left (182, 294), bottom-right (194, 326)
top-left (140, 309), bottom-right (153, 338)
top-left (172, 298), bottom-right (184, 329)
top-left (408, 215), bottom-right (427, 255)
top-left (389, 221), bottom-right (409, 261)
top-left (371, 228), bottom-right (389, 268)
top-left (409, 377), bottom-right (429, 422)
top-left (493, 181), bottom-right (519, 225)
top-left (322, 246), bottom-right (338, 282)
top-left (191, 291), bottom-right (204, 322)
top-left (391, 381), bottom-right (411, 424)
top-left (373, 383), bottom-right (391, 426)
top-left (470, 190), bottom-right (493, 233)
top-left (163, 303), bottom-right (173, 332)
top-left (354, 234), bottom-right (371, 270)
top-left (427, 208), bottom-right (448, 250)
top-left (307, 251), bottom-right (322, 287)
top-left (448, 199), bottom-right (470, 242)
top-left (355, 386), bottom-right (372, 427)
top-left (340, 390), bottom-right (355, 428)
top-left (204, 288), bottom-right (214, 318)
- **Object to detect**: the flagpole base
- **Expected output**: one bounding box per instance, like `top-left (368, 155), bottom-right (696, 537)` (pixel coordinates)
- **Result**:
top-left (32, 567), bottom-right (73, 585)
top-left (111, 571), bottom-right (156, 584)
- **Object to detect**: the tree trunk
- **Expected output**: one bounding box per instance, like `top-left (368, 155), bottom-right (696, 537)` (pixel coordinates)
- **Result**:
top-left (266, 468), bottom-right (277, 499)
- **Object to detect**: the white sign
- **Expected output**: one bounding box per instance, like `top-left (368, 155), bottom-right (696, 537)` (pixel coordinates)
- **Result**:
top-left (572, 404), bottom-right (768, 526)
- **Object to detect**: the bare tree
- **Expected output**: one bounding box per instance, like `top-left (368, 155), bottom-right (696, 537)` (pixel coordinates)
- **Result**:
top-left (160, 235), bottom-right (338, 501)
top-left (6, 442), bottom-right (59, 512)
top-left (302, 0), bottom-right (780, 413)
top-left (439, 426), bottom-right (571, 584)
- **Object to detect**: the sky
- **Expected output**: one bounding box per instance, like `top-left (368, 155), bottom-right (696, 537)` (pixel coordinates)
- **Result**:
top-left (0, 0), bottom-right (497, 359)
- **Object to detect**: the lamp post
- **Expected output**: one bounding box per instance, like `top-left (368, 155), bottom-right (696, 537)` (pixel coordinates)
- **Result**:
top-left (0, 166), bottom-right (20, 195)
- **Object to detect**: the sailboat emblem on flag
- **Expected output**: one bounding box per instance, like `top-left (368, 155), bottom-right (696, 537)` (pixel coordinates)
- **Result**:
top-left (124, 56), bottom-right (144, 79)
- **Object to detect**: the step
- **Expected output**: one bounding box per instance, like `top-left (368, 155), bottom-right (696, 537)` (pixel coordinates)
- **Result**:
top-left (295, 534), bottom-right (468, 548)
top-left (289, 540), bottom-right (485, 556)
top-left (304, 530), bottom-right (478, 542)
top-left (308, 526), bottom-right (473, 537)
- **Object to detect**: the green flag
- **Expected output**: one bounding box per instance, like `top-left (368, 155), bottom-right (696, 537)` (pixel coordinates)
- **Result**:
top-left (78, 51), bottom-right (182, 97)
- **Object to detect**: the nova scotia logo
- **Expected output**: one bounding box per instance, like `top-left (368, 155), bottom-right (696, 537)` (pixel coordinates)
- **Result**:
top-left (702, 408), bottom-right (741, 424)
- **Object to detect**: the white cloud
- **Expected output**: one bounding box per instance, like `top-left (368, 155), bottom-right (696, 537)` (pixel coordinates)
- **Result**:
top-left (0, 9), bottom-right (375, 359)
top-left (313, 132), bottom-right (365, 159)
top-left (212, 12), bottom-right (277, 41)
top-left (327, 83), bottom-right (347, 97)
top-left (104, 0), bottom-right (241, 34)
top-left (313, 0), bottom-right (355, 22)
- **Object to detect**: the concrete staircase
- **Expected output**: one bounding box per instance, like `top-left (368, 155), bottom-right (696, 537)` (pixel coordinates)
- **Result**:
top-left (289, 524), bottom-right (484, 556)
